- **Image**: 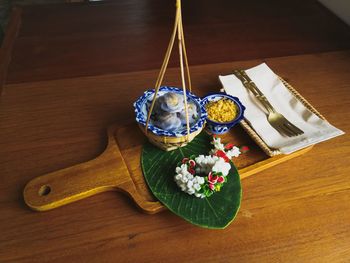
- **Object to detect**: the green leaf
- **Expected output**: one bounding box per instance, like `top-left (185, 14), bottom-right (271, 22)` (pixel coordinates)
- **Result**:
top-left (141, 132), bottom-right (242, 229)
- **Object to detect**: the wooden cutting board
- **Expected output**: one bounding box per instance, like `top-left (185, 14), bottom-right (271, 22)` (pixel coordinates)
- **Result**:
top-left (23, 123), bottom-right (312, 214)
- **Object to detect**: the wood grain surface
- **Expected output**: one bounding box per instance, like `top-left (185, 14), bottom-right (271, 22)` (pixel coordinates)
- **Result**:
top-left (22, 119), bottom-right (312, 213)
top-left (0, 7), bottom-right (21, 94)
top-left (0, 50), bottom-right (349, 262)
top-left (5, 0), bottom-right (350, 84)
top-left (22, 123), bottom-right (165, 214)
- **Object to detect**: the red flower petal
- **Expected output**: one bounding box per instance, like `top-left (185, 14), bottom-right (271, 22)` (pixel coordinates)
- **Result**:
top-left (215, 150), bottom-right (230, 163)
top-left (240, 146), bottom-right (250, 153)
top-left (223, 154), bottom-right (230, 162)
top-left (189, 160), bottom-right (196, 168)
top-left (182, 158), bottom-right (189, 164)
top-left (215, 150), bottom-right (226, 158)
top-left (188, 168), bottom-right (195, 175)
top-left (208, 172), bottom-right (213, 181)
top-left (217, 176), bottom-right (224, 183)
top-left (224, 143), bottom-right (234, 150)
top-left (209, 183), bottom-right (215, 191)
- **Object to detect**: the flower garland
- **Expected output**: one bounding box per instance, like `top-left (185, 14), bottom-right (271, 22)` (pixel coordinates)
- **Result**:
top-left (174, 137), bottom-right (248, 198)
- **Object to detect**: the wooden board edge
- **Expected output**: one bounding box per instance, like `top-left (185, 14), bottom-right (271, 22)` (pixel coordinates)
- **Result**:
top-left (238, 145), bottom-right (313, 179)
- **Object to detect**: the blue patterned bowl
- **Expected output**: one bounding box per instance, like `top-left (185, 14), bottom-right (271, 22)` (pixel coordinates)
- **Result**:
top-left (202, 92), bottom-right (245, 135)
top-left (134, 86), bottom-right (207, 138)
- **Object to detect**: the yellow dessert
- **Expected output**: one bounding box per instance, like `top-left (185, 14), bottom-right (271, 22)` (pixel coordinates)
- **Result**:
top-left (206, 98), bottom-right (237, 122)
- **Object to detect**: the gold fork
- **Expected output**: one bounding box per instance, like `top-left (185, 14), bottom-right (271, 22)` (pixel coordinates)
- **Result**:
top-left (233, 69), bottom-right (304, 137)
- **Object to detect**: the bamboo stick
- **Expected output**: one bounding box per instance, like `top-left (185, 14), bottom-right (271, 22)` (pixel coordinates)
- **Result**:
top-left (145, 3), bottom-right (180, 133)
top-left (145, 0), bottom-right (191, 142)
top-left (177, 1), bottom-right (190, 140)
top-left (179, 12), bottom-right (192, 92)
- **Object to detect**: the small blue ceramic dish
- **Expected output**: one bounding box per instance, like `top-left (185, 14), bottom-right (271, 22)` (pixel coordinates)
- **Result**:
top-left (134, 86), bottom-right (207, 137)
top-left (202, 92), bottom-right (246, 135)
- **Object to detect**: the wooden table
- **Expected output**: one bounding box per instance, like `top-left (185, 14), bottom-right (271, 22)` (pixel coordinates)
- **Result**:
top-left (1, 1), bottom-right (350, 262)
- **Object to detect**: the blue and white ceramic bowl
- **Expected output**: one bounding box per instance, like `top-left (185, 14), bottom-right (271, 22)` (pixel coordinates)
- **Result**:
top-left (202, 92), bottom-right (245, 135)
top-left (134, 86), bottom-right (207, 137)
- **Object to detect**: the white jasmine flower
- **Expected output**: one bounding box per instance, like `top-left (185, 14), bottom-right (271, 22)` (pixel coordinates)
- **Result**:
top-left (226, 146), bottom-right (241, 158)
top-left (187, 189), bottom-right (195, 195)
top-left (187, 180), bottom-right (193, 188)
top-left (195, 155), bottom-right (223, 174)
top-left (196, 177), bottom-right (205, 185)
top-left (187, 173), bottom-right (194, 180)
top-left (212, 157), bottom-right (231, 176)
top-left (195, 192), bottom-right (205, 198)
top-left (179, 184), bottom-right (186, 191)
top-left (174, 162), bottom-right (207, 197)
top-left (175, 174), bottom-right (182, 181)
top-left (193, 183), bottom-right (201, 191)
top-left (211, 137), bottom-right (225, 151)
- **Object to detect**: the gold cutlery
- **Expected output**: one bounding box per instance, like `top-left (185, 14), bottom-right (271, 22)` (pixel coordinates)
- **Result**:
top-left (233, 69), bottom-right (304, 137)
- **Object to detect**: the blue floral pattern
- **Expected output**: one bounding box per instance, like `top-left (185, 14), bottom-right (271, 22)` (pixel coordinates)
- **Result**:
top-left (134, 86), bottom-right (207, 137)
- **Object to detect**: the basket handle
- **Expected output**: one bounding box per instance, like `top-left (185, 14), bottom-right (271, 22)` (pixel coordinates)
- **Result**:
top-left (145, 0), bottom-right (192, 141)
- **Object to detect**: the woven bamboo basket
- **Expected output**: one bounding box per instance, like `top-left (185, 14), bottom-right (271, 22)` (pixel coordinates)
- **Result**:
top-left (139, 0), bottom-right (205, 151)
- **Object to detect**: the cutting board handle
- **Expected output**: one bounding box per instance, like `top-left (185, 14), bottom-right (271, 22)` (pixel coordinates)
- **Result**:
top-left (23, 126), bottom-right (164, 214)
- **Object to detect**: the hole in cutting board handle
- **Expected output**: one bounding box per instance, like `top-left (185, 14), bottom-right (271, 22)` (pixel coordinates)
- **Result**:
top-left (38, 185), bottom-right (51, 196)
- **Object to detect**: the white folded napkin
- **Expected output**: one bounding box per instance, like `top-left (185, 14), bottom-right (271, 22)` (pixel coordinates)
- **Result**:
top-left (219, 63), bottom-right (344, 154)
